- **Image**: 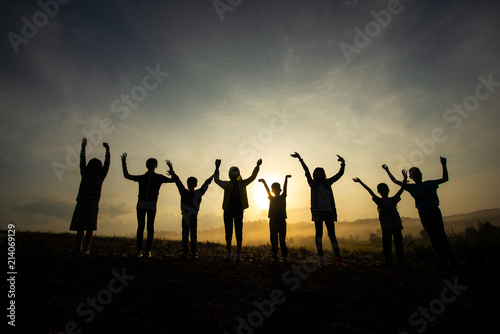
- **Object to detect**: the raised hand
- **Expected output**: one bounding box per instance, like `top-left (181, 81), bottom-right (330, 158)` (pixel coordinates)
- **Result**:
top-left (258, 179), bottom-right (265, 182)
top-left (215, 159), bottom-right (221, 169)
top-left (337, 155), bottom-right (345, 164)
top-left (352, 177), bottom-right (361, 183)
top-left (256, 159), bottom-right (262, 167)
top-left (381, 164), bottom-right (389, 171)
top-left (440, 156), bottom-right (447, 165)
top-left (402, 169), bottom-right (408, 179)
top-left (166, 160), bottom-right (175, 176)
top-left (290, 152), bottom-right (301, 159)
top-left (82, 138), bottom-right (87, 148)
top-left (121, 152), bottom-right (127, 161)
top-left (103, 142), bottom-right (109, 150)
top-left (165, 159), bottom-right (173, 170)
top-left (286, 175), bottom-right (292, 178)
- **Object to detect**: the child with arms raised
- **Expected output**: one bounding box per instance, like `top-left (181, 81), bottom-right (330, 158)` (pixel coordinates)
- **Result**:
top-left (167, 160), bottom-right (213, 260)
top-left (213, 158), bottom-right (262, 263)
top-left (70, 138), bottom-right (110, 254)
top-left (259, 175), bottom-right (291, 265)
top-left (353, 169), bottom-right (407, 267)
top-left (291, 152), bottom-right (346, 268)
top-left (121, 153), bottom-right (174, 258)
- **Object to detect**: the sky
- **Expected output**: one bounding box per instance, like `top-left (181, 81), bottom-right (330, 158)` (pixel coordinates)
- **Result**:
top-left (1, 0), bottom-right (499, 236)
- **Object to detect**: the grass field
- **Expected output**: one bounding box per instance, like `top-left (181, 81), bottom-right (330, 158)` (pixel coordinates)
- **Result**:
top-left (3, 223), bottom-right (500, 334)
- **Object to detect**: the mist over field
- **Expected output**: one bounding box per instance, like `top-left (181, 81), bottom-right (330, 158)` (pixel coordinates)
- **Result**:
top-left (151, 208), bottom-right (500, 246)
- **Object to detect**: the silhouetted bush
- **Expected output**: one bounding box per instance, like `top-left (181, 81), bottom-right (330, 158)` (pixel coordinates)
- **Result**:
top-left (404, 221), bottom-right (500, 267)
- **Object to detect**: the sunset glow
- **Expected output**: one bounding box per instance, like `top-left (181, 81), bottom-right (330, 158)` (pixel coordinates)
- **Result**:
top-left (1, 0), bottom-right (499, 238)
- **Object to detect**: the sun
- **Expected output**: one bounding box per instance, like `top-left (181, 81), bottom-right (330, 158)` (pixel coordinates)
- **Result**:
top-left (253, 183), bottom-right (271, 210)
top-left (252, 174), bottom-right (283, 211)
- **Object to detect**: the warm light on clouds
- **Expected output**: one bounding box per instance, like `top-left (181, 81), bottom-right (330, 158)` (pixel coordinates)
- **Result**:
top-left (1, 0), bottom-right (499, 236)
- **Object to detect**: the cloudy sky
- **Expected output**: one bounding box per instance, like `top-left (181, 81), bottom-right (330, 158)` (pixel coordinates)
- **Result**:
top-left (1, 0), bottom-right (499, 236)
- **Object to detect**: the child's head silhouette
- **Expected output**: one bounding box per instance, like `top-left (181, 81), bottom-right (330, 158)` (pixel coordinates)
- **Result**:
top-left (271, 182), bottom-right (281, 196)
top-left (377, 183), bottom-right (390, 197)
top-left (229, 166), bottom-right (241, 181)
top-left (187, 177), bottom-right (198, 190)
top-left (313, 167), bottom-right (326, 182)
top-left (409, 167), bottom-right (422, 183)
top-left (88, 158), bottom-right (102, 171)
top-left (146, 158), bottom-right (158, 172)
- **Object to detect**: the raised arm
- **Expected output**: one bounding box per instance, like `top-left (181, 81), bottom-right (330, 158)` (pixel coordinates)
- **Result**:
top-left (437, 156), bottom-right (449, 184)
top-left (382, 164), bottom-right (403, 186)
top-left (244, 159), bottom-right (262, 185)
top-left (199, 175), bottom-right (213, 195)
top-left (165, 160), bottom-right (183, 190)
top-left (213, 159), bottom-right (223, 187)
top-left (394, 169), bottom-right (408, 198)
top-left (121, 153), bottom-right (134, 180)
top-left (166, 160), bottom-right (175, 176)
top-left (329, 155), bottom-right (346, 183)
top-left (291, 152), bottom-right (312, 183)
top-left (353, 177), bottom-right (377, 198)
top-left (101, 142), bottom-right (111, 177)
top-left (283, 175), bottom-right (291, 196)
top-left (258, 179), bottom-right (271, 197)
top-left (80, 138), bottom-right (87, 175)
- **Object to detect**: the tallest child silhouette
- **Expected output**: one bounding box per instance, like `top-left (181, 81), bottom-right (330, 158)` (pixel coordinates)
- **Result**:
top-left (70, 138), bottom-right (110, 254)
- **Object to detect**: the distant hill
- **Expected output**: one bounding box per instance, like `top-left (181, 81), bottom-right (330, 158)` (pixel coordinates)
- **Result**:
top-left (154, 208), bottom-right (500, 245)
top-left (442, 208), bottom-right (500, 230)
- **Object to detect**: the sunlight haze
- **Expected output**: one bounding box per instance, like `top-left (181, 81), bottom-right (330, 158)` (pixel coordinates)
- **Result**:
top-left (1, 0), bottom-right (499, 238)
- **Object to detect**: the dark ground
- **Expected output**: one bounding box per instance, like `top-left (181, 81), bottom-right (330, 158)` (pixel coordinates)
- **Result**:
top-left (3, 231), bottom-right (500, 334)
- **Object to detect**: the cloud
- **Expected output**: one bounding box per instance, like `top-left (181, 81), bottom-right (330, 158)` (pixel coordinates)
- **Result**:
top-left (100, 202), bottom-right (132, 217)
top-left (12, 197), bottom-right (74, 220)
top-left (1, 0), bottom-right (499, 236)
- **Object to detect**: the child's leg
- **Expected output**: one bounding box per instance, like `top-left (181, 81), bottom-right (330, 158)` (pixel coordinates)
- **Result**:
top-left (419, 207), bottom-right (452, 264)
top-left (234, 210), bottom-right (243, 255)
top-left (181, 217), bottom-right (189, 254)
top-left (76, 230), bottom-right (84, 250)
top-left (145, 210), bottom-right (157, 253)
top-left (83, 230), bottom-right (94, 251)
top-left (314, 219), bottom-right (324, 257)
top-left (223, 210), bottom-right (233, 254)
top-left (279, 220), bottom-right (288, 259)
top-left (269, 220), bottom-right (279, 256)
top-left (393, 230), bottom-right (405, 263)
top-left (136, 209), bottom-right (146, 252)
top-left (381, 230), bottom-right (393, 265)
top-left (324, 214), bottom-right (341, 257)
top-left (190, 216), bottom-right (198, 255)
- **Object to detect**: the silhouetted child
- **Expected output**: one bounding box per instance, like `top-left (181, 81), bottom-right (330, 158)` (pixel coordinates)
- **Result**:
top-left (291, 152), bottom-right (346, 267)
top-left (70, 138), bottom-right (110, 254)
top-left (121, 153), bottom-right (174, 258)
top-left (383, 157), bottom-right (456, 270)
top-left (353, 169), bottom-right (408, 267)
top-left (259, 175), bottom-right (291, 265)
top-left (167, 160), bottom-right (213, 260)
top-left (214, 158), bottom-right (262, 263)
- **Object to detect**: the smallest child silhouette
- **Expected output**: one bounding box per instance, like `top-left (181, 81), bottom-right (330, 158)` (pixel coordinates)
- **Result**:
top-left (259, 175), bottom-right (291, 265)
